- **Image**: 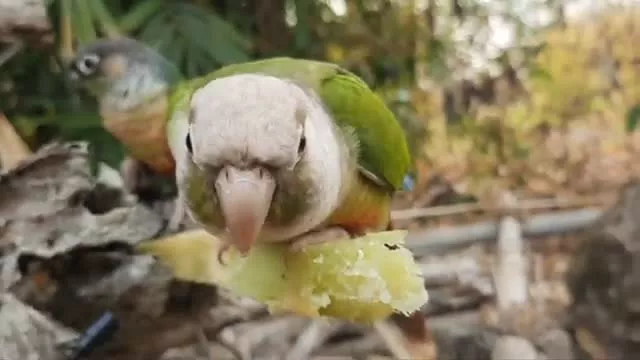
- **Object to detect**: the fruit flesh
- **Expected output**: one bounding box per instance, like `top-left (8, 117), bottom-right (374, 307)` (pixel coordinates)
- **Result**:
top-left (138, 229), bottom-right (428, 324)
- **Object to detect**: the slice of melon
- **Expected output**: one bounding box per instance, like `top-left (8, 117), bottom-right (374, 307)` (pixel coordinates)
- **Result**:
top-left (137, 229), bottom-right (428, 324)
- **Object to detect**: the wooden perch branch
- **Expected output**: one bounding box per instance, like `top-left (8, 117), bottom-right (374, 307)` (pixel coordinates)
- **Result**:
top-left (391, 195), bottom-right (607, 221)
top-left (493, 193), bottom-right (529, 310)
top-left (405, 208), bottom-right (602, 255)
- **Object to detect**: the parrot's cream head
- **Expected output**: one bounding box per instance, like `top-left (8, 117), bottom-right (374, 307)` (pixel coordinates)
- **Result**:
top-left (67, 38), bottom-right (181, 111)
top-left (183, 74), bottom-right (352, 254)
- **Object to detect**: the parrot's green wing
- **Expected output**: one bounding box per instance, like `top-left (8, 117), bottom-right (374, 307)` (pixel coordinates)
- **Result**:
top-left (204, 57), bottom-right (411, 191)
top-left (166, 78), bottom-right (198, 161)
top-left (319, 68), bottom-right (411, 191)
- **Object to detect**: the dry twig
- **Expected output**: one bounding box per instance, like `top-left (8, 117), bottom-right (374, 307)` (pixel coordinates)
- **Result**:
top-left (405, 207), bottom-right (602, 255)
top-left (0, 40), bottom-right (22, 67)
top-left (0, 113), bottom-right (32, 171)
top-left (285, 319), bottom-right (338, 360)
top-left (391, 195), bottom-right (607, 221)
top-left (373, 321), bottom-right (413, 359)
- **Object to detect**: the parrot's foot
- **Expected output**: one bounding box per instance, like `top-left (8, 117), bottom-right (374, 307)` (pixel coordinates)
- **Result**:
top-left (288, 227), bottom-right (352, 253)
top-left (166, 198), bottom-right (185, 233)
top-left (217, 243), bottom-right (232, 266)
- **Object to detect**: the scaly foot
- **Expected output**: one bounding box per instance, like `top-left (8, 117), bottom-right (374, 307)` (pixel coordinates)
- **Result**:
top-left (166, 195), bottom-right (185, 233)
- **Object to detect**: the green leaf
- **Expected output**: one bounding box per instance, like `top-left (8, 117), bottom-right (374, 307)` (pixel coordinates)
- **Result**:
top-left (185, 41), bottom-right (201, 79)
top-left (529, 64), bottom-right (552, 82)
top-left (130, 0), bottom-right (251, 77)
top-left (90, 0), bottom-right (121, 38)
top-left (85, 129), bottom-right (127, 172)
top-left (72, 0), bottom-right (97, 45)
top-left (294, 0), bottom-right (313, 53)
top-left (626, 104), bottom-right (640, 132)
top-left (174, 2), bottom-right (251, 64)
top-left (162, 33), bottom-right (186, 73)
top-left (58, 0), bottom-right (72, 20)
top-left (203, 13), bottom-right (251, 52)
top-left (118, 0), bottom-right (164, 32)
top-left (179, 2), bottom-right (250, 50)
top-left (138, 10), bottom-right (170, 45)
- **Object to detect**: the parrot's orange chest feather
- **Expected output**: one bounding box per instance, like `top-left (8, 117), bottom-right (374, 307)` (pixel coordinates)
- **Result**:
top-left (327, 174), bottom-right (392, 235)
top-left (100, 96), bottom-right (175, 175)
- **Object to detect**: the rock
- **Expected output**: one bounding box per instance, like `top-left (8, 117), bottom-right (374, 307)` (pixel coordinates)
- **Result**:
top-left (0, 142), bottom-right (221, 359)
top-left (566, 181), bottom-right (640, 359)
top-left (0, 293), bottom-right (76, 360)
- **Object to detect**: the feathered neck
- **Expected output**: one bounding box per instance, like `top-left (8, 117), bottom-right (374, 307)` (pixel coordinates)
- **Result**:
top-left (102, 65), bottom-right (173, 112)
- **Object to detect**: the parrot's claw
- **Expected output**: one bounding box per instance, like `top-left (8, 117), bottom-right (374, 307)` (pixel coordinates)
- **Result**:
top-left (166, 200), bottom-right (185, 233)
top-left (217, 243), bottom-right (232, 266)
top-left (167, 194), bottom-right (187, 233)
top-left (288, 227), bottom-right (351, 253)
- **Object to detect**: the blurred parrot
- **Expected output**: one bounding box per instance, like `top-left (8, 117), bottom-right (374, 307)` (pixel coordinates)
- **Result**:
top-left (68, 39), bottom-right (184, 228)
top-left (67, 38), bottom-right (412, 254)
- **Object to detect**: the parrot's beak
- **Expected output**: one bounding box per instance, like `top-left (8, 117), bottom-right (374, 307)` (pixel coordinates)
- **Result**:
top-left (215, 166), bottom-right (275, 255)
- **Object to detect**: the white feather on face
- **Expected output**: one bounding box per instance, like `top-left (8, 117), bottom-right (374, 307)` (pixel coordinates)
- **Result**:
top-left (186, 73), bottom-right (352, 242)
top-left (190, 74), bottom-right (304, 170)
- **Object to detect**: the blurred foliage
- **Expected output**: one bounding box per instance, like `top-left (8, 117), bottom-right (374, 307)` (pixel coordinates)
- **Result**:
top-left (1, 0), bottom-right (436, 171)
top-left (4, 0), bottom-right (640, 199)
top-left (421, 7), bottom-right (640, 199)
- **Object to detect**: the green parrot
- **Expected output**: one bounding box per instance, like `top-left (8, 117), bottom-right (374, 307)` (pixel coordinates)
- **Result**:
top-left (68, 38), bottom-right (411, 255)
top-left (68, 38), bottom-right (188, 229)
top-left (68, 38), bottom-right (182, 216)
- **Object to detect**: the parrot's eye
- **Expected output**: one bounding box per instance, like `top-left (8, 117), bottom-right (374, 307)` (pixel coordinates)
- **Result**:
top-left (76, 54), bottom-right (100, 76)
top-left (185, 133), bottom-right (193, 154)
top-left (297, 136), bottom-right (306, 155)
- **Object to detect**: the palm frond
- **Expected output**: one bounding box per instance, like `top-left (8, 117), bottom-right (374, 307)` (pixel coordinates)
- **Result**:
top-left (71, 0), bottom-right (97, 45)
top-left (118, 0), bottom-right (164, 33)
top-left (134, 1), bottom-right (252, 77)
top-left (90, 1), bottom-right (121, 38)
